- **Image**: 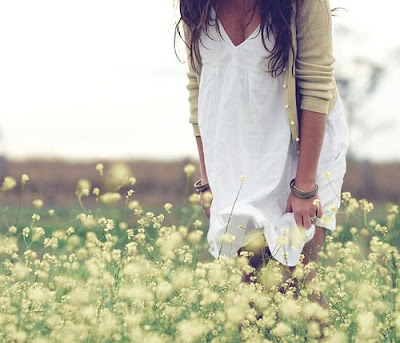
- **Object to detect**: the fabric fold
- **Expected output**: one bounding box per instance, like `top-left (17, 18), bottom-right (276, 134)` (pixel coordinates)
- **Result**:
top-left (208, 202), bottom-right (316, 267)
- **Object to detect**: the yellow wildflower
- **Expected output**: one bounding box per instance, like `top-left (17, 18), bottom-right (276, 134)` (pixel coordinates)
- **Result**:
top-left (8, 225), bottom-right (17, 234)
top-left (322, 171), bottom-right (331, 179)
top-left (202, 191), bottom-right (213, 208)
top-left (1, 176), bottom-right (17, 191)
top-left (341, 191), bottom-right (352, 202)
top-left (221, 233), bottom-right (236, 244)
top-left (276, 236), bottom-right (288, 246)
top-left (32, 199), bottom-right (44, 209)
top-left (271, 322), bottom-right (290, 338)
top-left (307, 321), bottom-right (321, 338)
top-left (183, 163), bottom-right (196, 177)
top-left (96, 163), bottom-right (104, 175)
top-left (188, 193), bottom-right (200, 204)
top-left (164, 202), bottom-right (173, 213)
top-left (193, 219), bottom-right (202, 228)
top-left (188, 230), bottom-right (203, 244)
top-left (359, 198), bottom-right (374, 214)
top-left (21, 173), bottom-right (29, 184)
top-left (100, 192), bottom-right (121, 204)
top-left (107, 162), bottom-right (132, 190)
top-left (350, 227), bottom-right (358, 235)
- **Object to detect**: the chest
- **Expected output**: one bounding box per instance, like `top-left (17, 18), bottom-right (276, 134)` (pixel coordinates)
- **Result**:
top-left (215, 1), bottom-right (261, 47)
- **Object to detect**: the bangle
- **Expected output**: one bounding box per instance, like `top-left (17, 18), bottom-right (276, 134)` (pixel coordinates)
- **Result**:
top-left (194, 178), bottom-right (210, 193)
top-left (290, 178), bottom-right (318, 199)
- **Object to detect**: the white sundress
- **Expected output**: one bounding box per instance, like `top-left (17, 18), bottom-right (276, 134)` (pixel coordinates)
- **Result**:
top-left (197, 7), bottom-right (349, 267)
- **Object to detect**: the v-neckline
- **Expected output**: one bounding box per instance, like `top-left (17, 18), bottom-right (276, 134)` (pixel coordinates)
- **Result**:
top-left (212, 6), bottom-right (261, 49)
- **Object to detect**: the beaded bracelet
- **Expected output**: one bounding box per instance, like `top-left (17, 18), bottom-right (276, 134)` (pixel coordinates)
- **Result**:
top-left (194, 178), bottom-right (211, 193)
top-left (290, 178), bottom-right (318, 199)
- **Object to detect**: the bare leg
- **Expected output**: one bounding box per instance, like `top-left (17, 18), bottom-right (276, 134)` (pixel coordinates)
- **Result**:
top-left (284, 226), bottom-right (328, 307)
top-left (237, 225), bottom-right (328, 308)
top-left (236, 238), bottom-right (272, 329)
top-left (237, 233), bottom-right (272, 284)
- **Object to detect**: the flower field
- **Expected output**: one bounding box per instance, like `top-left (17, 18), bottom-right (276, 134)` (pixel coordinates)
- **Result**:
top-left (0, 162), bottom-right (399, 342)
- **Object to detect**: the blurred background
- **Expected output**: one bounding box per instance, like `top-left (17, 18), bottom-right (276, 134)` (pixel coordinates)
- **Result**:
top-left (0, 0), bottom-right (399, 209)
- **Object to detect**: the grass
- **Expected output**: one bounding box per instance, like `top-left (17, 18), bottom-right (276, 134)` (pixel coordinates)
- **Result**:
top-left (0, 163), bottom-right (399, 342)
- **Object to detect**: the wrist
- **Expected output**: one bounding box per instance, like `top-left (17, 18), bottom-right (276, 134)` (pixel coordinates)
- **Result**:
top-left (194, 178), bottom-right (210, 193)
top-left (200, 175), bottom-right (209, 184)
top-left (290, 178), bottom-right (318, 199)
top-left (294, 176), bottom-right (316, 190)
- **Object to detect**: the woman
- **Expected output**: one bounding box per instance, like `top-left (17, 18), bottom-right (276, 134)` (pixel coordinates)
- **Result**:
top-left (176, 0), bottom-right (349, 307)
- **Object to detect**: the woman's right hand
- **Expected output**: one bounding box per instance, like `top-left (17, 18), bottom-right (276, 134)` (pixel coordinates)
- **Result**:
top-left (200, 189), bottom-right (213, 219)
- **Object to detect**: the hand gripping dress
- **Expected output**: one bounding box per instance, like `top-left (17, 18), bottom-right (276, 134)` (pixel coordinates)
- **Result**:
top-left (197, 7), bottom-right (349, 267)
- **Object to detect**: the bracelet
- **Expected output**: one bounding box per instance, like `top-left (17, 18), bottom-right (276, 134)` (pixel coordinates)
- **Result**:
top-left (194, 178), bottom-right (210, 193)
top-left (290, 178), bottom-right (318, 199)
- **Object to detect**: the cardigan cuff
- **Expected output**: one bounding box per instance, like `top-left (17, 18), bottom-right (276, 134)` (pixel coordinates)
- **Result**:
top-left (299, 96), bottom-right (330, 115)
top-left (192, 123), bottom-right (201, 136)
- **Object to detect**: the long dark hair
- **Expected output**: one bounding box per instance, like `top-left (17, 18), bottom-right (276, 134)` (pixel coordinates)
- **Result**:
top-left (175, 0), bottom-right (298, 77)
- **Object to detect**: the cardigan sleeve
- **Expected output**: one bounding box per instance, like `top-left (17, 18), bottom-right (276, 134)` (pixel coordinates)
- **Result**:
top-left (182, 22), bottom-right (201, 136)
top-left (295, 0), bottom-right (336, 115)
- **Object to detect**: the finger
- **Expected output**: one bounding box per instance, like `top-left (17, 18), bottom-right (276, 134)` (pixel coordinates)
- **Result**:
top-left (294, 213), bottom-right (303, 229)
top-left (206, 208), bottom-right (211, 219)
top-left (303, 215), bottom-right (312, 230)
top-left (316, 204), bottom-right (323, 218)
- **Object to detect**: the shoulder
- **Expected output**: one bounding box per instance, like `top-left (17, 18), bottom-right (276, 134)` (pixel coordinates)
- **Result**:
top-left (295, 0), bottom-right (332, 27)
top-left (296, 0), bottom-right (331, 14)
top-left (294, 0), bottom-right (333, 47)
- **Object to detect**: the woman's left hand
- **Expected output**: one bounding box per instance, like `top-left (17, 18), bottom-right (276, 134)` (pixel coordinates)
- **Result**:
top-left (285, 192), bottom-right (323, 229)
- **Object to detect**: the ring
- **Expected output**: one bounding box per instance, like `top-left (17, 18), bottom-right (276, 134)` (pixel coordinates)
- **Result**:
top-left (310, 216), bottom-right (317, 222)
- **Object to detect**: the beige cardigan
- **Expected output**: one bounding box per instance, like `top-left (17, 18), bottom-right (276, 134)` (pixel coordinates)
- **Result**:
top-left (183, 0), bottom-right (338, 152)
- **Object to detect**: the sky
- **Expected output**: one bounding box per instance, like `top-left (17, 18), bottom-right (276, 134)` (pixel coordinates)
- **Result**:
top-left (0, 0), bottom-right (399, 162)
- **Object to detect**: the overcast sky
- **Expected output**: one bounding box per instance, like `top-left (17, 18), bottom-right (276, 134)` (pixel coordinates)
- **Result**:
top-left (0, 0), bottom-right (399, 161)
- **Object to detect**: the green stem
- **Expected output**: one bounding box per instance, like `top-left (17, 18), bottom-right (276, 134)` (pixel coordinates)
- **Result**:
top-left (185, 205), bottom-right (203, 228)
top-left (2, 207), bottom-right (10, 232)
top-left (14, 183), bottom-right (25, 227)
top-left (192, 242), bottom-right (200, 273)
top-left (124, 198), bottom-right (129, 223)
top-left (77, 194), bottom-right (88, 213)
top-left (218, 182), bottom-right (244, 259)
top-left (183, 175), bottom-right (191, 205)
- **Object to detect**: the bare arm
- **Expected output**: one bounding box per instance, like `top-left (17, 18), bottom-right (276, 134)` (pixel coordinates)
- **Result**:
top-left (182, 21), bottom-right (211, 215)
top-left (295, 110), bottom-right (326, 189)
top-left (286, 110), bottom-right (326, 229)
top-left (196, 135), bottom-right (213, 218)
top-left (287, 0), bottom-right (335, 229)
top-left (196, 135), bottom-right (209, 184)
